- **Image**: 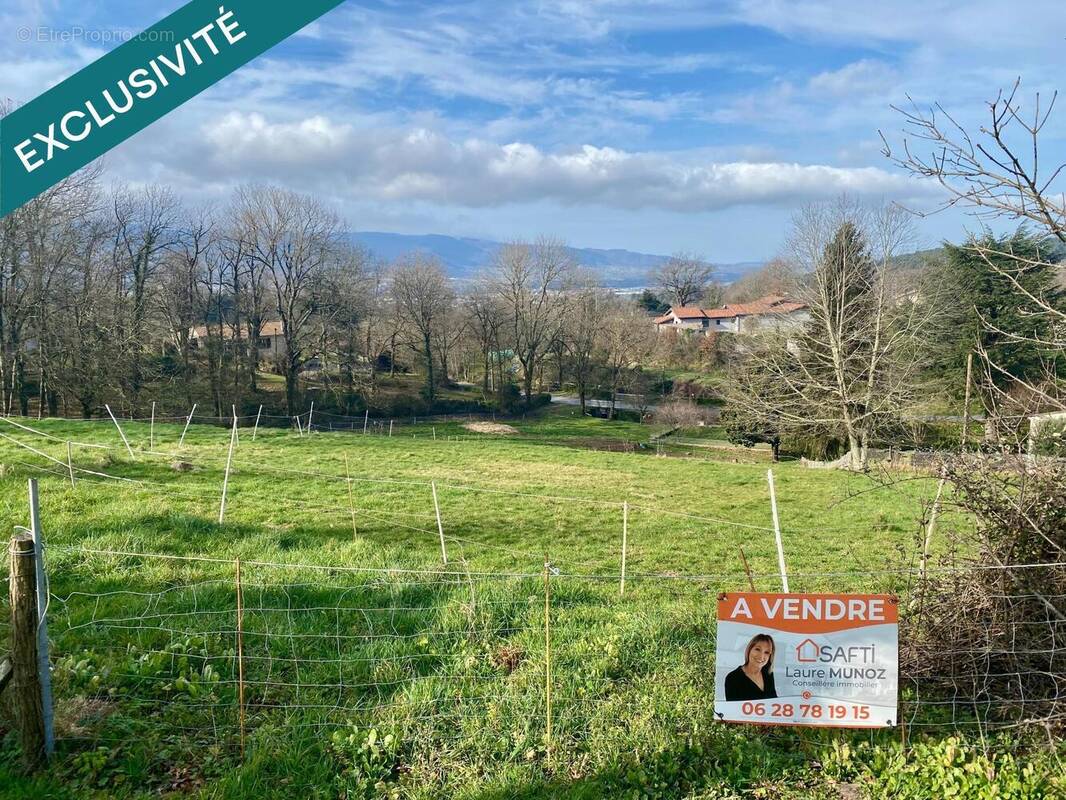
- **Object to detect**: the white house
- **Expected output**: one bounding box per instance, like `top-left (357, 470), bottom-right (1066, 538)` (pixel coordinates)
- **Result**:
top-left (654, 295), bottom-right (809, 335)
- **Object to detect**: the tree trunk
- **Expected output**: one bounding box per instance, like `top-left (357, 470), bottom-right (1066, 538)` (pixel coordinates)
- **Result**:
top-left (285, 363), bottom-right (299, 417)
top-left (15, 353), bottom-right (28, 416)
top-left (522, 365), bottom-right (534, 409)
top-left (846, 430), bottom-right (862, 469)
top-left (423, 332), bottom-right (435, 401)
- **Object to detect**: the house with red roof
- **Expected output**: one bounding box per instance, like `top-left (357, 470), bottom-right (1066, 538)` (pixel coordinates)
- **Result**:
top-left (654, 295), bottom-right (809, 335)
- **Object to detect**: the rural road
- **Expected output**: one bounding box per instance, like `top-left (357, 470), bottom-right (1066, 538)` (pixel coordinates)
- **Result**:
top-left (551, 394), bottom-right (658, 412)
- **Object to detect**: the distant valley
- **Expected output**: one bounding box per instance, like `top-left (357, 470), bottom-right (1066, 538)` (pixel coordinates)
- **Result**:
top-left (347, 232), bottom-right (764, 287)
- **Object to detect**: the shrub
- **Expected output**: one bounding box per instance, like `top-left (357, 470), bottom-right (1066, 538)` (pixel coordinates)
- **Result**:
top-left (653, 399), bottom-right (714, 428)
top-left (904, 456), bottom-right (1066, 729)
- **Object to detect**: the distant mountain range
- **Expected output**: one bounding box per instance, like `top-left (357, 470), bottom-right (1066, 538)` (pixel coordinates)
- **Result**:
top-left (346, 232), bottom-right (764, 287)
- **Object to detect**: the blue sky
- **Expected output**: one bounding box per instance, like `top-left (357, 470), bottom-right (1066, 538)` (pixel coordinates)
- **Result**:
top-left (2, 1), bottom-right (1064, 260)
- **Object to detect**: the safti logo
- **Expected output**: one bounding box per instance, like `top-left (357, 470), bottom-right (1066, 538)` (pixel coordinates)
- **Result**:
top-left (796, 638), bottom-right (821, 662)
top-left (786, 641), bottom-right (887, 680)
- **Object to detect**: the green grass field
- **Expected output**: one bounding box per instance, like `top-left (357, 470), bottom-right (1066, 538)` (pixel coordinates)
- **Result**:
top-left (0, 413), bottom-right (1059, 799)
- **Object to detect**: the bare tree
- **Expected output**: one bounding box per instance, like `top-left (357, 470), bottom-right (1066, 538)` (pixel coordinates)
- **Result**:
top-left (466, 283), bottom-right (507, 397)
top-left (22, 173), bottom-right (109, 418)
top-left (728, 199), bottom-right (930, 469)
top-left (236, 186), bottom-right (339, 416)
top-left (111, 185), bottom-right (180, 410)
top-left (391, 255), bottom-right (454, 401)
top-left (884, 81), bottom-right (1066, 435)
top-left (158, 208), bottom-right (215, 407)
top-left (597, 300), bottom-right (656, 420)
top-left (432, 304), bottom-right (468, 388)
top-left (724, 257), bottom-right (799, 302)
top-left (317, 243), bottom-right (371, 413)
top-left (361, 261), bottom-right (400, 394)
top-left (489, 238), bottom-right (574, 406)
top-left (560, 283), bottom-right (606, 414)
top-left (3, 170), bottom-right (101, 415)
top-left (651, 252), bottom-right (717, 308)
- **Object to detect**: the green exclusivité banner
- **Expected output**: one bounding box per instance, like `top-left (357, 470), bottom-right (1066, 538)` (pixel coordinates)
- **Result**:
top-left (0, 0), bottom-right (346, 217)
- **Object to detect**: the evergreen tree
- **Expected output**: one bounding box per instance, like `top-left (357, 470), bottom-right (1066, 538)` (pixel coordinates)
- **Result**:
top-left (636, 289), bottom-right (670, 315)
top-left (809, 220), bottom-right (876, 349)
top-left (930, 229), bottom-right (1065, 396)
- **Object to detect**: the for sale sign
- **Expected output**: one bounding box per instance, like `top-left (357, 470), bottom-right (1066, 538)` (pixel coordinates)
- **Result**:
top-left (714, 593), bottom-right (898, 728)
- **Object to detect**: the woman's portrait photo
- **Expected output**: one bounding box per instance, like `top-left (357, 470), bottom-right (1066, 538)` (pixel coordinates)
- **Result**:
top-left (724, 633), bottom-right (778, 702)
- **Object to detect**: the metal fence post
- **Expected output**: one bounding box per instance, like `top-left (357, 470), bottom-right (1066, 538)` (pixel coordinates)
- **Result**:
top-left (767, 469), bottom-right (789, 593)
top-left (27, 479), bottom-right (54, 759)
top-left (219, 418), bottom-right (238, 524)
top-left (543, 553), bottom-right (553, 761)
top-left (432, 481), bottom-right (447, 564)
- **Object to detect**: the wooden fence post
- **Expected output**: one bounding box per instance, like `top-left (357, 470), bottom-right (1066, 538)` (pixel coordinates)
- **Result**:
top-left (919, 477), bottom-right (947, 582)
top-left (10, 534), bottom-right (47, 770)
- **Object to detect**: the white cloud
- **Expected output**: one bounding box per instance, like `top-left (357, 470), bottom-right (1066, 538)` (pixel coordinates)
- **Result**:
top-left (185, 112), bottom-right (930, 212)
top-left (808, 60), bottom-right (897, 97)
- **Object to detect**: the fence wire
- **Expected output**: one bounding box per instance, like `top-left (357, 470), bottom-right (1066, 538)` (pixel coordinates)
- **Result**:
top-left (3, 415), bottom-right (1064, 778)
top-left (45, 555), bottom-right (553, 755)
top-left (28, 546), bottom-right (1066, 767)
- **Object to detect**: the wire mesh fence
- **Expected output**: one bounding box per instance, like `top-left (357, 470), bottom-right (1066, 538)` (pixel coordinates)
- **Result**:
top-left (26, 545), bottom-right (1066, 768)
top-left (44, 552), bottom-right (555, 758)
top-left (2, 412), bottom-right (1064, 784)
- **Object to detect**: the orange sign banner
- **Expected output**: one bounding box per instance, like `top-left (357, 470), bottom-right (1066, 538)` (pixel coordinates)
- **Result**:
top-left (718, 592), bottom-right (898, 634)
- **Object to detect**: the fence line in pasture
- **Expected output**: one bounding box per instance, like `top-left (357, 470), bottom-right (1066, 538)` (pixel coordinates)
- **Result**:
top-left (2, 413), bottom-right (940, 541)
top-left (7, 535), bottom-right (1065, 779)
top-left (0, 417), bottom-right (793, 535)
top-left (0, 415), bottom-right (976, 601)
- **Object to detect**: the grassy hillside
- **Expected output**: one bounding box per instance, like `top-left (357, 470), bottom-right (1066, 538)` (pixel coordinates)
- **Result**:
top-left (0, 414), bottom-right (1058, 799)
